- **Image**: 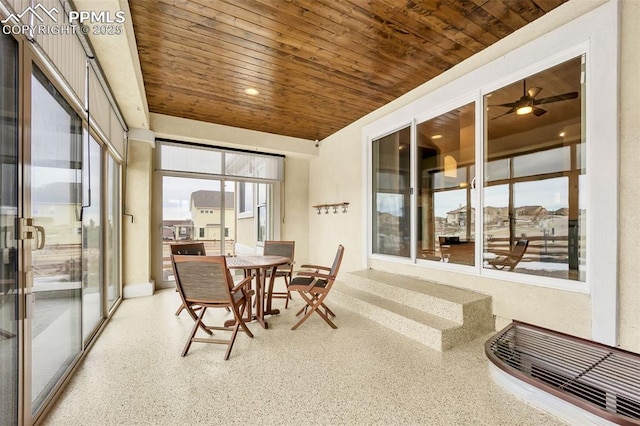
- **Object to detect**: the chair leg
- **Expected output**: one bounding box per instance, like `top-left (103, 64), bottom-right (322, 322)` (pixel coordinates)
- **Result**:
top-left (320, 303), bottom-right (336, 317)
top-left (284, 276), bottom-right (291, 309)
top-left (296, 292), bottom-right (321, 316)
top-left (233, 302), bottom-right (253, 338)
top-left (224, 322), bottom-right (240, 361)
top-left (291, 293), bottom-right (317, 330)
top-left (308, 293), bottom-right (337, 329)
top-left (182, 307), bottom-right (208, 356)
top-left (291, 292), bottom-right (337, 330)
top-left (183, 303), bottom-right (213, 335)
top-left (175, 303), bottom-right (185, 316)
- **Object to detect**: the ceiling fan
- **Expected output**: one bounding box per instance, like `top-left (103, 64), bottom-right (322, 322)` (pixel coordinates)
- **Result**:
top-left (492, 80), bottom-right (579, 119)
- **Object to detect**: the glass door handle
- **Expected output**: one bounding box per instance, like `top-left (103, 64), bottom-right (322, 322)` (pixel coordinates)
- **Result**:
top-left (34, 225), bottom-right (46, 250)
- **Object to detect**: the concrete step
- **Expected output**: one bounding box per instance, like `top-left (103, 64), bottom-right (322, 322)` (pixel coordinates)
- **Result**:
top-left (331, 269), bottom-right (494, 351)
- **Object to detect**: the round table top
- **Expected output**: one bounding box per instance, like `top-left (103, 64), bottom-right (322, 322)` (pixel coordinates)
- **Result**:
top-left (226, 255), bottom-right (290, 269)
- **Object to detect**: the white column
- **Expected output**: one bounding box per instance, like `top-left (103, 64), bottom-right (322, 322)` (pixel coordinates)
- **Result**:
top-left (123, 128), bottom-right (155, 297)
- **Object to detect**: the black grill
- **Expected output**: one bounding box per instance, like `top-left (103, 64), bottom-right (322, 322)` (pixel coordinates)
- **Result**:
top-left (486, 321), bottom-right (640, 425)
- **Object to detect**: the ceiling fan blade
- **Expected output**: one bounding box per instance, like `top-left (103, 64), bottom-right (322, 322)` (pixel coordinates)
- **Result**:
top-left (533, 91), bottom-right (579, 105)
top-left (495, 101), bottom-right (518, 108)
top-left (491, 107), bottom-right (516, 120)
top-left (527, 87), bottom-right (542, 98)
top-left (532, 106), bottom-right (547, 116)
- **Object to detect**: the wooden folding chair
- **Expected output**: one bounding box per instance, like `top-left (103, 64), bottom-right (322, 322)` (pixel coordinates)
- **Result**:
top-left (171, 255), bottom-right (254, 360)
top-left (487, 239), bottom-right (529, 271)
top-left (170, 243), bottom-right (206, 317)
top-left (263, 240), bottom-right (295, 310)
top-left (287, 245), bottom-right (344, 330)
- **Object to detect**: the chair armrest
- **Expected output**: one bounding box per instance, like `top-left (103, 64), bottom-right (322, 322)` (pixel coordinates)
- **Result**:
top-left (231, 276), bottom-right (253, 293)
top-left (296, 271), bottom-right (332, 280)
top-left (299, 264), bottom-right (331, 271)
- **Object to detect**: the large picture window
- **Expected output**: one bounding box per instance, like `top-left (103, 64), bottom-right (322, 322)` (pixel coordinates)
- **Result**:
top-left (156, 141), bottom-right (282, 282)
top-left (369, 55), bottom-right (585, 283)
top-left (483, 56), bottom-right (584, 281)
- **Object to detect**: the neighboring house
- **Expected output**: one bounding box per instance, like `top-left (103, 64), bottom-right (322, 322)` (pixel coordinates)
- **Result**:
top-left (446, 206), bottom-right (475, 226)
top-left (189, 190), bottom-right (235, 241)
top-left (515, 205), bottom-right (549, 224)
top-left (483, 206), bottom-right (509, 226)
top-left (161, 220), bottom-right (194, 240)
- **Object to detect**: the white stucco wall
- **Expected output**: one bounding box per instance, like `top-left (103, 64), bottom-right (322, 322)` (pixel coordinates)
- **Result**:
top-left (123, 136), bottom-right (154, 296)
top-left (307, 0), bottom-right (636, 348)
top-left (618, 0), bottom-right (640, 351)
top-left (282, 157), bottom-right (311, 268)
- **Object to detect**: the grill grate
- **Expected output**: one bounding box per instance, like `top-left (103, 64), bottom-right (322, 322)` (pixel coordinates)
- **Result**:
top-left (486, 321), bottom-right (640, 425)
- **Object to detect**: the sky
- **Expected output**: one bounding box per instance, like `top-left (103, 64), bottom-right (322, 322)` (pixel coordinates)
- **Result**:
top-left (162, 176), bottom-right (232, 220)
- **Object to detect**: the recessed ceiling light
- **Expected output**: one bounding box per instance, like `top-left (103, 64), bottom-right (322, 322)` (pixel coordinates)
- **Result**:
top-left (431, 134), bottom-right (443, 140)
top-left (244, 88), bottom-right (260, 96)
top-left (559, 131), bottom-right (566, 137)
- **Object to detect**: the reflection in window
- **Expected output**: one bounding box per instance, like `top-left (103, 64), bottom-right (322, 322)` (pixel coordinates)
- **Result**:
top-left (372, 127), bottom-right (411, 257)
top-left (483, 56), bottom-right (585, 281)
top-left (416, 102), bottom-right (475, 265)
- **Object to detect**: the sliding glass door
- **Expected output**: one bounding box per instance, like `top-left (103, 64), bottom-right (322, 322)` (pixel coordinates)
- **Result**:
top-left (82, 136), bottom-right (103, 341)
top-left (0, 31), bottom-right (19, 426)
top-left (29, 65), bottom-right (83, 414)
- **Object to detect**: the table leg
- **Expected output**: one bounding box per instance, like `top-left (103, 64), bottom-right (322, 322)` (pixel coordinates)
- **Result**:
top-left (264, 265), bottom-right (280, 316)
top-left (254, 268), bottom-right (268, 329)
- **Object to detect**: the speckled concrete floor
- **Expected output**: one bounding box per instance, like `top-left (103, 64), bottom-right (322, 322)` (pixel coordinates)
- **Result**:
top-left (42, 288), bottom-right (566, 426)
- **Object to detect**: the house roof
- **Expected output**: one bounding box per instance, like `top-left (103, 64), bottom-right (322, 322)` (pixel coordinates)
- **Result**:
top-left (446, 206), bottom-right (475, 215)
top-left (162, 220), bottom-right (193, 227)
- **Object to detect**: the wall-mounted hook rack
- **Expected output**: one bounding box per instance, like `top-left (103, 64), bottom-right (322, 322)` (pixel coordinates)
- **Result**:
top-left (312, 202), bottom-right (349, 214)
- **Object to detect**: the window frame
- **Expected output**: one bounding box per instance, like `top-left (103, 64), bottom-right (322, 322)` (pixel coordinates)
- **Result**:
top-left (368, 50), bottom-right (593, 287)
top-left (363, 2), bottom-right (618, 344)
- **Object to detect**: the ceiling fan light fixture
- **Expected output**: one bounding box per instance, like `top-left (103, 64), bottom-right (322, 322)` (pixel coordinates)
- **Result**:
top-left (516, 105), bottom-right (533, 115)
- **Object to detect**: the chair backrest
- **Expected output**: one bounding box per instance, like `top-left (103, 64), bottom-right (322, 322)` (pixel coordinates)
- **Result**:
top-left (329, 245), bottom-right (345, 278)
top-left (170, 242), bottom-right (206, 256)
top-left (171, 255), bottom-right (232, 304)
top-left (510, 239), bottom-right (529, 263)
top-left (263, 240), bottom-right (295, 270)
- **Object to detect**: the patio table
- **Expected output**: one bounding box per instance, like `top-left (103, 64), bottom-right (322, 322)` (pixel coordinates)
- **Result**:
top-left (225, 255), bottom-right (290, 329)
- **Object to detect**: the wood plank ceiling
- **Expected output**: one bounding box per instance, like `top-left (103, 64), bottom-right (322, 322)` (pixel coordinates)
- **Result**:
top-left (130, 0), bottom-right (569, 141)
